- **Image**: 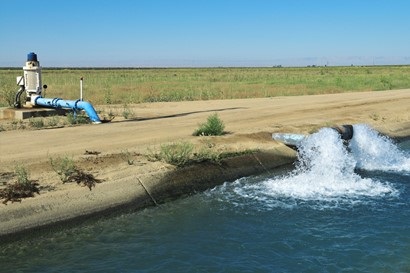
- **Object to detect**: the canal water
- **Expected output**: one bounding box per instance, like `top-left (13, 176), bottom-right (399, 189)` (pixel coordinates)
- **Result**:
top-left (1, 125), bottom-right (409, 272)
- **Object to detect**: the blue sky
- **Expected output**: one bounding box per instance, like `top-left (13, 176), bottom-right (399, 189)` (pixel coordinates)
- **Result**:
top-left (1, 0), bottom-right (409, 67)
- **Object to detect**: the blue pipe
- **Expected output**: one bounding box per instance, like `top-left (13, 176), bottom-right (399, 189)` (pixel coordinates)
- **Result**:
top-left (34, 97), bottom-right (101, 124)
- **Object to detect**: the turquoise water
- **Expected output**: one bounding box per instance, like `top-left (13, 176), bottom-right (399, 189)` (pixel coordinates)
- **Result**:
top-left (1, 125), bottom-right (409, 273)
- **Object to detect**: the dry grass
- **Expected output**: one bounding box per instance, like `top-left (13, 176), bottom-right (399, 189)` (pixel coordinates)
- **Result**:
top-left (1, 66), bottom-right (410, 107)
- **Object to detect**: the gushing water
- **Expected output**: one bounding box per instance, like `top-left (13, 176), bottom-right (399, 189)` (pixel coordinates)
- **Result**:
top-left (349, 124), bottom-right (410, 172)
top-left (214, 125), bottom-right (407, 210)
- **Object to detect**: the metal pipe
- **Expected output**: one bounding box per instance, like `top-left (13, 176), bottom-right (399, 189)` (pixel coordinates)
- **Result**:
top-left (14, 87), bottom-right (25, 108)
top-left (34, 97), bottom-right (101, 124)
top-left (273, 124), bottom-right (355, 149)
top-left (332, 125), bottom-right (354, 140)
top-left (80, 77), bottom-right (83, 101)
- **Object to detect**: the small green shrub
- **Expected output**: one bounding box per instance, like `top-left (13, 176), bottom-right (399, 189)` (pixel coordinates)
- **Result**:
top-left (120, 149), bottom-right (134, 165)
top-left (66, 112), bottom-right (76, 125)
top-left (147, 140), bottom-right (258, 167)
top-left (193, 113), bottom-right (225, 136)
top-left (67, 112), bottom-right (90, 125)
top-left (29, 117), bottom-right (45, 129)
top-left (49, 155), bottom-right (76, 183)
top-left (15, 164), bottom-right (30, 185)
top-left (193, 146), bottom-right (222, 163)
top-left (47, 115), bottom-right (60, 127)
top-left (157, 141), bottom-right (194, 167)
top-left (0, 164), bottom-right (40, 204)
top-left (11, 119), bottom-right (25, 130)
top-left (122, 104), bottom-right (134, 119)
top-left (49, 155), bottom-right (101, 190)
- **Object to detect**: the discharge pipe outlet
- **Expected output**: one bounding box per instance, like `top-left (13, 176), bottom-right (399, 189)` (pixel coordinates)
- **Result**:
top-left (332, 124), bottom-right (354, 141)
top-left (34, 97), bottom-right (101, 124)
top-left (273, 124), bottom-right (354, 149)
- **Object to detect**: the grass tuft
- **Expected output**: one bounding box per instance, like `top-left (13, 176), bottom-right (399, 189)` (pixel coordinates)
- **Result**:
top-left (193, 113), bottom-right (225, 136)
top-left (29, 117), bottom-right (45, 129)
top-left (67, 112), bottom-right (90, 125)
top-left (159, 142), bottom-right (194, 167)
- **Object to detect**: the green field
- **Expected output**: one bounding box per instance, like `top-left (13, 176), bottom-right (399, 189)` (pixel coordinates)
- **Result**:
top-left (1, 66), bottom-right (410, 107)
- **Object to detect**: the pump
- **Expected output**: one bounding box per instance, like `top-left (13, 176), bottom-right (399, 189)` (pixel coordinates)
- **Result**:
top-left (13, 52), bottom-right (101, 124)
top-left (14, 52), bottom-right (45, 107)
top-left (14, 53), bottom-right (45, 107)
top-left (24, 52), bottom-right (43, 98)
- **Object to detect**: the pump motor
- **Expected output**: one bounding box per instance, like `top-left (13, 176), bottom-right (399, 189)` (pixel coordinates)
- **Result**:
top-left (14, 52), bottom-right (45, 107)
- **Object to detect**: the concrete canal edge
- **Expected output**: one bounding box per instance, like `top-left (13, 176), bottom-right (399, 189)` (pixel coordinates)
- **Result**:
top-left (0, 146), bottom-right (296, 242)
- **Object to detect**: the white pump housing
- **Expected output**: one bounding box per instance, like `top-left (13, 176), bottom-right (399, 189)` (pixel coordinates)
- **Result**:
top-left (23, 52), bottom-right (43, 103)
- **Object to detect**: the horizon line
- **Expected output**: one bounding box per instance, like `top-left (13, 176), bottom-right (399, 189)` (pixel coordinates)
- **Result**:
top-left (1, 64), bottom-right (410, 70)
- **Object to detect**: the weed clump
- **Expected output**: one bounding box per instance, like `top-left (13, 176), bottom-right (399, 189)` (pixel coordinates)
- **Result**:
top-left (0, 165), bottom-right (40, 204)
top-left (49, 155), bottom-right (76, 183)
top-left (193, 113), bottom-right (225, 136)
top-left (147, 140), bottom-right (257, 168)
top-left (29, 117), bottom-right (45, 129)
top-left (120, 149), bottom-right (135, 165)
top-left (122, 104), bottom-right (135, 119)
top-left (49, 155), bottom-right (101, 190)
top-left (148, 140), bottom-right (226, 167)
top-left (67, 112), bottom-right (90, 125)
top-left (157, 142), bottom-right (194, 167)
top-left (67, 170), bottom-right (102, 190)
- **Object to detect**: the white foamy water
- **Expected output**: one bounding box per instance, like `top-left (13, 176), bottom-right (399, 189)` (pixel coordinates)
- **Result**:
top-left (349, 124), bottom-right (410, 172)
top-left (213, 126), bottom-right (403, 210)
top-left (261, 128), bottom-right (397, 203)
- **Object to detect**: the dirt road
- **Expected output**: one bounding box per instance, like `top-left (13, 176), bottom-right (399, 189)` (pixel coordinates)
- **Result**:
top-left (1, 89), bottom-right (410, 171)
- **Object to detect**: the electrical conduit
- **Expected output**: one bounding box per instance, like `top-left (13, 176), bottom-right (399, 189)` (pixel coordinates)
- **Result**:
top-left (34, 97), bottom-right (101, 124)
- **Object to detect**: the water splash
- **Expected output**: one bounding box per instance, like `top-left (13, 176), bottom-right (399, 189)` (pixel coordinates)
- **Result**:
top-left (349, 124), bottom-right (410, 172)
top-left (262, 128), bottom-right (397, 205)
top-left (211, 126), bottom-right (402, 210)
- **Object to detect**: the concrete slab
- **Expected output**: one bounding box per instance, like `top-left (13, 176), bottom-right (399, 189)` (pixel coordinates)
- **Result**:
top-left (0, 107), bottom-right (68, 120)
